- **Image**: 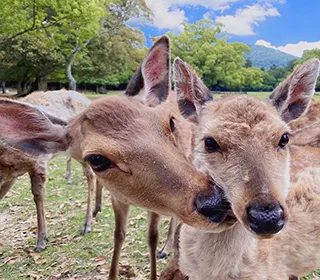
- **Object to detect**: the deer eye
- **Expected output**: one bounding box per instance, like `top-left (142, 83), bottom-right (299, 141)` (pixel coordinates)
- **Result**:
top-left (85, 154), bottom-right (114, 172)
top-left (204, 137), bottom-right (221, 153)
top-left (278, 133), bottom-right (290, 149)
top-left (170, 116), bottom-right (176, 132)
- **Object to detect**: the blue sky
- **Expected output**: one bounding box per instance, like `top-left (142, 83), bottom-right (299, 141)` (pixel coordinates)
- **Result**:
top-left (130, 0), bottom-right (320, 57)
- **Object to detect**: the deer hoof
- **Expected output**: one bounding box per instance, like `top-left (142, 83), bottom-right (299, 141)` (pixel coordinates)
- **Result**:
top-left (34, 243), bottom-right (46, 252)
top-left (157, 251), bottom-right (168, 259)
top-left (81, 223), bottom-right (91, 236)
top-left (66, 179), bottom-right (74, 185)
top-left (93, 207), bottom-right (101, 218)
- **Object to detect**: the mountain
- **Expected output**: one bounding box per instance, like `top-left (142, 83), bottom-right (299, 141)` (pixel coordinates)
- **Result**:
top-left (245, 45), bottom-right (298, 69)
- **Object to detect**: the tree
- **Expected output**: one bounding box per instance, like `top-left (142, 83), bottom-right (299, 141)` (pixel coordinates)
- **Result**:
top-left (73, 0), bottom-right (151, 88)
top-left (41, 0), bottom-right (106, 90)
top-left (75, 28), bottom-right (147, 88)
top-left (0, 0), bottom-right (78, 47)
top-left (0, 0), bottom-right (152, 92)
top-left (244, 58), bottom-right (253, 68)
top-left (167, 20), bottom-right (262, 90)
top-left (44, 0), bottom-right (151, 90)
top-left (0, 33), bottom-right (63, 95)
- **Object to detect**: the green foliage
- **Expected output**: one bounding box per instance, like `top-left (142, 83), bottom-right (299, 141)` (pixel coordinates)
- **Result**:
top-left (0, 0), bottom-right (105, 48)
top-left (167, 20), bottom-right (263, 90)
top-left (0, 0), bottom-right (151, 90)
top-left (0, 33), bottom-right (63, 83)
top-left (245, 45), bottom-right (297, 69)
top-left (0, 155), bottom-right (171, 279)
top-left (74, 18), bottom-right (148, 86)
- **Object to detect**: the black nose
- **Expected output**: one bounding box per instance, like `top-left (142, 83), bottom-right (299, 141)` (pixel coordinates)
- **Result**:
top-left (247, 202), bottom-right (285, 235)
top-left (194, 186), bottom-right (229, 223)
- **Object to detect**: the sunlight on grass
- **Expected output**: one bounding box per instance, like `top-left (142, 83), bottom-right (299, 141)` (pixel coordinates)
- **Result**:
top-left (0, 156), bottom-right (171, 279)
top-left (84, 90), bottom-right (124, 101)
top-left (0, 93), bottom-right (319, 279)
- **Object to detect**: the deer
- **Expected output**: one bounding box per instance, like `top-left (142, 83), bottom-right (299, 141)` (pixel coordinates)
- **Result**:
top-left (290, 99), bottom-right (320, 131)
top-left (160, 57), bottom-right (320, 280)
top-left (0, 89), bottom-right (91, 252)
top-left (20, 90), bottom-right (104, 238)
top-left (21, 90), bottom-right (91, 185)
top-left (0, 36), bottom-right (228, 279)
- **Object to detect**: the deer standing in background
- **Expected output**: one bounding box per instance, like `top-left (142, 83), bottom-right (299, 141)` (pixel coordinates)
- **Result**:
top-left (160, 58), bottom-right (320, 280)
top-left (20, 90), bottom-right (103, 237)
top-left (0, 37), bottom-right (227, 279)
top-left (0, 90), bottom-right (90, 252)
top-left (289, 99), bottom-right (320, 147)
top-left (21, 90), bottom-right (91, 184)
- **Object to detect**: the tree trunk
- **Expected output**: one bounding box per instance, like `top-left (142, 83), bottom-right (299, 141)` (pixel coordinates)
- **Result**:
top-left (1, 82), bottom-right (6, 94)
top-left (16, 80), bottom-right (31, 97)
top-left (17, 81), bottom-right (23, 96)
top-left (66, 48), bottom-right (79, 91)
top-left (37, 76), bottom-right (48, 91)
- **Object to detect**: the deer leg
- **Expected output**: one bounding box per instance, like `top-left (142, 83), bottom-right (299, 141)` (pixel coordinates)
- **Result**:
top-left (108, 197), bottom-right (130, 280)
top-left (82, 165), bottom-right (95, 235)
top-left (65, 156), bottom-right (73, 184)
top-left (30, 164), bottom-right (47, 252)
top-left (0, 178), bottom-right (16, 200)
top-left (160, 224), bottom-right (187, 280)
top-left (148, 211), bottom-right (161, 280)
top-left (93, 179), bottom-right (103, 218)
top-left (159, 257), bottom-right (187, 280)
top-left (158, 217), bottom-right (177, 259)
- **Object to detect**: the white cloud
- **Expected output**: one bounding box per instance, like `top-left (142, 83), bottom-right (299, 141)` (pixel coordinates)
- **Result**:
top-left (145, 0), bottom-right (186, 30)
top-left (255, 40), bottom-right (320, 57)
top-left (144, 0), bottom-right (242, 30)
top-left (216, 3), bottom-right (280, 35)
top-left (203, 12), bottom-right (212, 20)
top-left (171, 0), bottom-right (241, 10)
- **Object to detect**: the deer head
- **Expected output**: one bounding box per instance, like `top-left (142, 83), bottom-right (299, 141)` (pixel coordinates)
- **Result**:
top-left (0, 37), bottom-right (229, 230)
top-left (174, 57), bottom-right (320, 237)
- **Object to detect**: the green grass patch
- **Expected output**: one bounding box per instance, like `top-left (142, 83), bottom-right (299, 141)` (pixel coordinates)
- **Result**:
top-left (83, 90), bottom-right (124, 101)
top-left (0, 156), bottom-right (170, 279)
top-left (1, 90), bottom-right (319, 279)
top-left (212, 91), bottom-right (320, 101)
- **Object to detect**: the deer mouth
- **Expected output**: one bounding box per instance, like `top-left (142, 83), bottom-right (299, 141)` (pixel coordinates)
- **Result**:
top-left (194, 181), bottom-right (236, 225)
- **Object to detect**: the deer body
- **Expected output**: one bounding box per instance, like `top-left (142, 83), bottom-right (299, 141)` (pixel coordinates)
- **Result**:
top-left (160, 58), bottom-right (320, 280)
top-left (1, 37), bottom-right (226, 280)
top-left (0, 90), bottom-right (90, 251)
top-left (179, 147), bottom-right (320, 280)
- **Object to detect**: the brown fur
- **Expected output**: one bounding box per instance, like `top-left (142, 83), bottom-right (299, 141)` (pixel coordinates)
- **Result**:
top-left (290, 99), bottom-right (320, 130)
top-left (0, 37), bottom-right (224, 280)
top-left (290, 100), bottom-right (320, 148)
top-left (0, 90), bottom-right (90, 252)
top-left (160, 58), bottom-right (320, 280)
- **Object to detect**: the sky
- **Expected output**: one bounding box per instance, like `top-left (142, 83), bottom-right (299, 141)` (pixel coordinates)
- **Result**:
top-left (130, 0), bottom-right (320, 57)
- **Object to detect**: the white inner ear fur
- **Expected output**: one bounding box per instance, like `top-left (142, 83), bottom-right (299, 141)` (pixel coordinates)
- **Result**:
top-left (174, 59), bottom-right (194, 102)
top-left (142, 45), bottom-right (170, 93)
top-left (287, 59), bottom-right (320, 104)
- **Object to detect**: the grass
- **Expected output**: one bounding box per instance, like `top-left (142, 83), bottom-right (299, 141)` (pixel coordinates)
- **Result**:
top-left (1, 160), bottom-right (319, 280)
top-left (1, 91), bottom-right (319, 279)
top-left (82, 90), bottom-right (125, 100)
top-left (83, 90), bottom-right (320, 101)
top-left (0, 156), bottom-right (171, 279)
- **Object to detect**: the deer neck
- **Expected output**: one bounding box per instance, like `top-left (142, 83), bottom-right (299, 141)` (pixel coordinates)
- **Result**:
top-left (179, 223), bottom-right (259, 280)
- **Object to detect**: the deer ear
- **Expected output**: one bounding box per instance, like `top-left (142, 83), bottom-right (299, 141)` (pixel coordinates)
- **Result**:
top-left (125, 65), bottom-right (144, 97)
top-left (142, 36), bottom-right (171, 106)
top-left (125, 36), bottom-right (171, 107)
top-left (173, 57), bottom-right (212, 118)
top-left (269, 58), bottom-right (320, 123)
top-left (0, 99), bottom-right (70, 156)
